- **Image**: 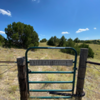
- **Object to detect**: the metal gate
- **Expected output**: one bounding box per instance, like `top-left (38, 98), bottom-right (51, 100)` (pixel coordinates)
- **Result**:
top-left (25, 47), bottom-right (77, 99)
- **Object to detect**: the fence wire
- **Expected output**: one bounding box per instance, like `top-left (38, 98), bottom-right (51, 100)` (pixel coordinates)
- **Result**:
top-left (0, 64), bottom-right (17, 76)
top-left (85, 64), bottom-right (100, 97)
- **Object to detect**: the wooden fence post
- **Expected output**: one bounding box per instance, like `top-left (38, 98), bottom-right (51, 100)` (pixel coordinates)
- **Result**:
top-left (17, 57), bottom-right (28, 100)
top-left (76, 48), bottom-right (88, 100)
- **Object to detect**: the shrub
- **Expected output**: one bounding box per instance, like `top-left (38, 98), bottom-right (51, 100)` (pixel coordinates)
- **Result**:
top-left (61, 43), bottom-right (94, 58)
top-left (40, 38), bottom-right (47, 42)
top-left (47, 36), bottom-right (60, 46)
top-left (79, 43), bottom-right (94, 58)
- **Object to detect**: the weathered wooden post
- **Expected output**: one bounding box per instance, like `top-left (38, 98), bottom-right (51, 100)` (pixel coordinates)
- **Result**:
top-left (76, 48), bottom-right (88, 100)
top-left (17, 57), bottom-right (28, 100)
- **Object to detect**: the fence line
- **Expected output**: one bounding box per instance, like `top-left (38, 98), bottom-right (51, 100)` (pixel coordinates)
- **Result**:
top-left (1, 48), bottom-right (100, 100)
top-left (0, 65), bottom-right (16, 76)
top-left (86, 61), bottom-right (100, 65)
top-left (93, 66), bottom-right (100, 72)
top-left (0, 61), bottom-right (16, 63)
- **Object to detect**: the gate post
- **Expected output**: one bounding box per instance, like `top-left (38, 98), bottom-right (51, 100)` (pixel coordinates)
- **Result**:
top-left (76, 48), bottom-right (88, 100)
top-left (17, 57), bottom-right (28, 100)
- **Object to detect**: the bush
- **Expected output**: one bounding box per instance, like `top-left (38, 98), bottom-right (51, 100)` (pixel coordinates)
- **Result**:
top-left (61, 43), bottom-right (94, 58)
top-left (47, 36), bottom-right (60, 46)
top-left (79, 43), bottom-right (94, 58)
top-left (40, 38), bottom-right (47, 42)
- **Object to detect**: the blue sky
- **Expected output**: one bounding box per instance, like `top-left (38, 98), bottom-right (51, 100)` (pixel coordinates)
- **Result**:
top-left (0, 0), bottom-right (100, 40)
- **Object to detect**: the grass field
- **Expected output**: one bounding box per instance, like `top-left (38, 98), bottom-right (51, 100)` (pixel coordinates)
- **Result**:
top-left (0, 42), bottom-right (100, 100)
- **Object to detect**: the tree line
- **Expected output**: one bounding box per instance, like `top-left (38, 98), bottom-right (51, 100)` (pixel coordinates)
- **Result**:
top-left (0, 22), bottom-right (95, 58)
top-left (45, 36), bottom-right (94, 58)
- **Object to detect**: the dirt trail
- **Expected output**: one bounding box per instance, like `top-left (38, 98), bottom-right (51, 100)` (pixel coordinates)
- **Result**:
top-left (29, 53), bottom-right (52, 98)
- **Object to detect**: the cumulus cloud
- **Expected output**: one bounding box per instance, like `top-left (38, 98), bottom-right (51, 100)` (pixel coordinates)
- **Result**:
top-left (61, 31), bottom-right (69, 34)
top-left (94, 27), bottom-right (96, 30)
top-left (0, 9), bottom-right (11, 16)
top-left (0, 31), bottom-right (5, 34)
top-left (76, 28), bottom-right (89, 33)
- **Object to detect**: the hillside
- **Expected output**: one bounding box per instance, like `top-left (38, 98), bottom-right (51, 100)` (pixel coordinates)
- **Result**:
top-left (0, 42), bottom-right (100, 100)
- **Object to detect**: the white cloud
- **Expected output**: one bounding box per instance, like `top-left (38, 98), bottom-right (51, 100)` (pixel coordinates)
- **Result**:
top-left (85, 37), bottom-right (89, 40)
top-left (32, 0), bottom-right (40, 3)
top-left (40, 34), bottom-right (45, 36)
top-left (94, 27), bottom-right (96, 30)
top-left (76, 28), bottom-right (89, 33)
top-left (0, 31), bottom-right (5, 34)
top-left (0, 9), bottom-right (11, 16)
top-left (61, 31), bottom-right (69, 34)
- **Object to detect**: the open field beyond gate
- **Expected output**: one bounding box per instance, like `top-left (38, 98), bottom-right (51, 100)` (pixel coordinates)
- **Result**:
top-left (0, 42), bottom-right (100, 100)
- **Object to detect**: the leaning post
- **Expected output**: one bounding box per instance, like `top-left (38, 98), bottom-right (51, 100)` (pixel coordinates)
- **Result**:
top-left (17, 57), bottom-right (28, 100)
top-left (76, 48), bottom-right (88, 100)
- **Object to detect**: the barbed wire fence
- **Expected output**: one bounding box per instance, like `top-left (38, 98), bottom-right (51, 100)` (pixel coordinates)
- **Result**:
top-left (0, 63), bottom-right (17, 76)
top-left (82, 64), bottom-right (100, 99)
top-left (0, 60), bottom-right (100, 99)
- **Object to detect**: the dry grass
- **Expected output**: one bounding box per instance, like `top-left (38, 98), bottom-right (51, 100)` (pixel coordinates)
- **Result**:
top-left (0, 43), bottom-right (100, 100)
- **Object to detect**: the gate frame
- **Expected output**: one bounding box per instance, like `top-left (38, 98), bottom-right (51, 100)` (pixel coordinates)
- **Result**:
top-left (25, 47), bottom-right (77, 99)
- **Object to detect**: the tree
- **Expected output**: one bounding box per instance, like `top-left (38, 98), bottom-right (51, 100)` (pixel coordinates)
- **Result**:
top-left (47, 36), bottom-right (60, 46)
top-left (58, 36), bottom-right (66, 46)
top-left (47, 37), bottom-right (55, 46)
top-left (0, 35), bottom-right (5, 46)
top-left (74, 37), bottom-right (80, 43)
top-left (66, 38), bottom-right (75, 47)
top-left (61, 38), bottom-right (75, 54)
top-left (5, 22), bottom-right (39, 48)
top-left (40, 38), bottom-right (47, 42)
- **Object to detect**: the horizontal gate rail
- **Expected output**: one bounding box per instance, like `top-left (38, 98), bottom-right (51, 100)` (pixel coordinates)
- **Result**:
top-left (29, 81), bottom-right (73, 84)
top-left (29, 96), bottom-right (72, 99)
top-left (29, 89), bottom-right (72, 92)
top-left (28, 71), bottom-right (74, 74)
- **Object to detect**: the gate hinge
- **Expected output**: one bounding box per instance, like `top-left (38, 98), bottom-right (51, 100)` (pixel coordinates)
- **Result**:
top-left (73, 67), bottom-right (77, 70)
